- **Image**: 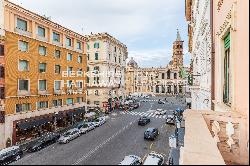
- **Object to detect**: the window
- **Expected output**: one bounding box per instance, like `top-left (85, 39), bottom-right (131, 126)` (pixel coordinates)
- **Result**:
top-left (67, 80), bottom-right (73, 88)
top-left (16, 104), bottom-right (31, 113)
top-left (0, 87), bottom-right (4, 99)
top-left (114, 56), bottom-right (117, 62)
top-left (37, 101), bottom-right (48, 109)
top-left (66, 98), bottom-right (74, 105)
top-left (39, 46), bottom-right (47, 56)
top-left (87, 44), bottom-right (90, 50)
top-left (94, 90), bottom-right (99, 96)
top-left (95, 53), bottom-right (99, 60)
top-left (87, 54), bottom-right (90, 60)
top-left (114, 46), bottom-right (117, 52)
top-left (39, 63), bottom-right (46, 73)
top-left (87, 77), bottom-right (90, 83)
top-left (77, 97), bottom-right (83, 103)
top-left (78, 55), bottom-right (82, 63)
top-left (53, 99), bottom-right (63, 107)
top-left (0, 66), bottom-right (4, 78)
top-left (162, 73), bottom-right (165, 79)
top-left (174, 73), bottom-right (177, 79)
top-left (16, 18), bottom-right (27, 31)
top-left (93, 66), bottom-right (99, 74)
top-left (55, 65), bottom-right (61, 74)
top-left (54, 50), bottom-right (61, 58)
top-left (54, 81), bottom-right (62, 90)
top-left (67, 53), bottom-right (73, 61)
top-left (77, 81), bottom-right (83, 89)
top-left (76, 41), bottom-right (81, 50)
top-left (0, 45), bottom-right (4, 56)
top-left (87, 66), bottom-right (89, 72)
top-left (19, 80), bottom-right (29, 91)
top-left (108, 54), bottom-right (111, 60)
top-left (19, 60), bottom-right (29, 71)
top-left (94, 101), bottom-right (100, 105)
top-left (167, 70), bottom-right (171, 79)
top-left (94, 77), bottom-right (100, 84)
top-left (66, 37), bottom-right (72, 47)
top-left (67, 67), bottom-right (73, 75)
top-left (39, 80), bottom-right (47, 91)
top-left (53, 32), bottom-right (60, 42)
top-left (37, 26), bottom-right (45, 37)
top-left (223, 33), bottom-right (231, 105)
top-left (18, 41), bottom-right (28, 52)
top-left (94, 42), bottom-right (99, 48)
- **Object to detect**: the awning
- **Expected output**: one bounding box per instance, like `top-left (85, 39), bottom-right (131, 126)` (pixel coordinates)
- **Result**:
top-left (17, 118), bottom-right (52, 130)
top-left (84, 112), bottom-right (96, 118)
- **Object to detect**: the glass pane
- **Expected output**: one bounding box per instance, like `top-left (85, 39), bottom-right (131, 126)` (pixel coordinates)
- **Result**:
top-left (39, 46), bottom-right (46, 55)
top-left (19, 41), bottom-right (28, 51)
top-left (39, 80), bottom-right (46, 90)
top-left (19, 80), bottom-right (28, 91)
top-left (38, 26), bottom-right (45, 37)
top-left (53, 32), bottom-right (60, 42)
top-left (17, 18), bottom-right (27, 31)
top-left (19, 60), bottom-right (28, 71)
top-left (55, 81), bottom-right (61, 90)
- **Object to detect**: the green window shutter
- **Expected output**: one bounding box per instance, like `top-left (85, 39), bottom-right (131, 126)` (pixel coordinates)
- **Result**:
top-left (224, 33), bottom-right (230, 50)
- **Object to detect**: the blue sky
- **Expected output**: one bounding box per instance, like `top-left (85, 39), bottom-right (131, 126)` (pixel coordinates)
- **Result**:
top-left (10, 0), bottom-right (190, 67)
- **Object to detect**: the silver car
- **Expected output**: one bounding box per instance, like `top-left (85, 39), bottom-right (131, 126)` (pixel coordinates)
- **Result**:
top-left (58, 128), bottom-right (80, 144)
top-left (92, 117), bottom-right (106, 127)
top-left (143, 152), bottom-right (164, 165)
top-left (79, 123), bottom-right (95, 134)
top-left (119, 155), bottom-right (142, 165)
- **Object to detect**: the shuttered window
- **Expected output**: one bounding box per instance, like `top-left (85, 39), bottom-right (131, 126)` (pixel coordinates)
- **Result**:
top-left (224, 33), bottom-right (230, 49)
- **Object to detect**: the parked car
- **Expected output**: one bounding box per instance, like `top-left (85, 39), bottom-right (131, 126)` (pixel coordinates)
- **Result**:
top-left (143, 152), bottom-right (164, 165)
top-left (85, 122), bottom-right (96, 130)
top-left (166, 115), bottom-right (175, 125)
top-left (58, 128), bottom-right (80, 144)
top-left (144, 128), bottom-right (159, 141)
top-left (0, 146), bottom-right (23, 165)
top-left (138, 117), bottom-right (150, 126)
top-left (26, 132), bottom-right (60, 152)
top-left (78, 123), bottom-right (95, 134)
top-left (119, 155), bottom-right (142, 165)
top-left (158, 100), bottom-right (165, 104)
top-left (92, 117), bottom-right (106, 127)
top-left (155, 109), bottom-right (167, 115)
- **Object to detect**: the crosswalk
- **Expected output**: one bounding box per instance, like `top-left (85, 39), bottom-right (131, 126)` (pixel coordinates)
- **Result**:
top-left (120, 111), bottom-right (172, 119)
top-left (140, 99), bottom-right (158, 102)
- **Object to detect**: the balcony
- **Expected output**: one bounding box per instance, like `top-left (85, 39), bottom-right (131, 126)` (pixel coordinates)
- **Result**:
top-left (54, 89), bottom-right (64, 95)
top-left (17, 90), bottom-right (31, 97)
top-left (52, 40), bottom-right (63, 47)
top-left (14, 28), bottom-right (32, 37)
top-left (36, 35), bottom-right (49, 42)
top-left (180, 109), bottom-right (248, 165)
top-left (38, 90), bottom-right (49, 96)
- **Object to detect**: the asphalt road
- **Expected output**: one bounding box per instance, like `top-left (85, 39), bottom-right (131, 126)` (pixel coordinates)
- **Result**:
top-left (12, 96), bottom-right (187, 165)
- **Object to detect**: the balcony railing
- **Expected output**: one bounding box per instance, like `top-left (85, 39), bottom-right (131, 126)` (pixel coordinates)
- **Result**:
top-left (15, 28), bottom-right (32, 37)
top-left (17, 90), bottom-right (31, 96)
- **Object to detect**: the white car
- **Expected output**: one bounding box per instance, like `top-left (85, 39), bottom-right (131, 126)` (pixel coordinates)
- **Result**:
top-left (155, 109), bottom-right (167, 115)
top-left (79, 123), bottom-right (95, 134)
top-left (119, 155), bottom-right (142, 165)
top-left (58, 128), bottom-right (80, 144)
top-left (143, 152), bottom-right (164, 165)
top-left (92, 117), bottom-right (106, 127)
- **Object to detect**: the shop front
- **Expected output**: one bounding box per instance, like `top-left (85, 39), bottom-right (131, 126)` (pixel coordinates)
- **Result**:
top-left (12, 107), bottom-right (86, 145)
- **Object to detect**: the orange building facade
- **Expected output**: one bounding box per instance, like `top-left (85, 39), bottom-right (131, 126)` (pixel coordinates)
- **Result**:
top-left (0, 0), bottom-right (88, 149)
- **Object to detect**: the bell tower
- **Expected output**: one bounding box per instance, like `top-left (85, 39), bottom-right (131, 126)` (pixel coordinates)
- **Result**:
top-left (172, 29), bottom-right (184, 69)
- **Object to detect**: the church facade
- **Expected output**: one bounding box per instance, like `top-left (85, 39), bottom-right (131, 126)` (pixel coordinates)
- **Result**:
top-left (125, 30), bottom-right (190, 96)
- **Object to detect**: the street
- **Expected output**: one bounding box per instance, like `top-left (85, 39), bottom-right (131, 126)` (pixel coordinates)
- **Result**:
top-left (12, 96), bottom-right (187, 165)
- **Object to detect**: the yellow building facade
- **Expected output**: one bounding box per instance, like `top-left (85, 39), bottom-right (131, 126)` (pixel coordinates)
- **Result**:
top-left (0, 0), bottom-right (88, 149)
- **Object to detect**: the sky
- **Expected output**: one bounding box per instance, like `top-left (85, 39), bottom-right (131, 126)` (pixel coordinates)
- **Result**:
top-left (10, 0), bottom-right (191, 68)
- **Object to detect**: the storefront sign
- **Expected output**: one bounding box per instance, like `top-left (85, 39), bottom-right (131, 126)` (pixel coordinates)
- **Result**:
top-left (0, 111), bottom-right (5, 123)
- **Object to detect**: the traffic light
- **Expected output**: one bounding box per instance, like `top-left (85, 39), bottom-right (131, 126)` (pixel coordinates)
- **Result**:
top-left (188, 74), bottom-right (193, 86)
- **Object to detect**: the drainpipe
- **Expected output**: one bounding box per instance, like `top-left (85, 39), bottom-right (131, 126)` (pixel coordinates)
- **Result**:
top-left (211, 0), bottom-right (215, 110)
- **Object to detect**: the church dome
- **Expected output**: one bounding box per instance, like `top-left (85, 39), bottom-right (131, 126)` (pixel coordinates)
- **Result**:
top-left (127, 57), bottom-right (138, 67)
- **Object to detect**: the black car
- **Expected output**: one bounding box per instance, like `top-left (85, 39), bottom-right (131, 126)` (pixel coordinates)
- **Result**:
top-left (144, 128), bottom-right (159, 141)
top-left (158, 100), bottom-right (165, 104)
top-left (166, 115), bottom-right (175, 125)
top-left (138, 117), bottom-right (150, 126)
top-left (0, 146), bottom-right (23, 165)
top-left (133, 103), bottom-right (140, 109)
top-left (26, 132), bottom-right (60, 152)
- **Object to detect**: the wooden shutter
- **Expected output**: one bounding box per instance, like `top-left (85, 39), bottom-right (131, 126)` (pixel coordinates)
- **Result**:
top-left (224, 33), bottom-right (230, 50)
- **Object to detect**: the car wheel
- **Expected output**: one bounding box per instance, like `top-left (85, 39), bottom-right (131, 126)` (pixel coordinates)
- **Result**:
top-left (66, 140), bottom-right (69, 144)
top-left (15, 155), bottom-right (21, 161)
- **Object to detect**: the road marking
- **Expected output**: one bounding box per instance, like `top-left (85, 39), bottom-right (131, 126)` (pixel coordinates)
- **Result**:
top-left (150, 142), bottom-right (154, 150)
top-left (72, 120), bottom-right (137, 165)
